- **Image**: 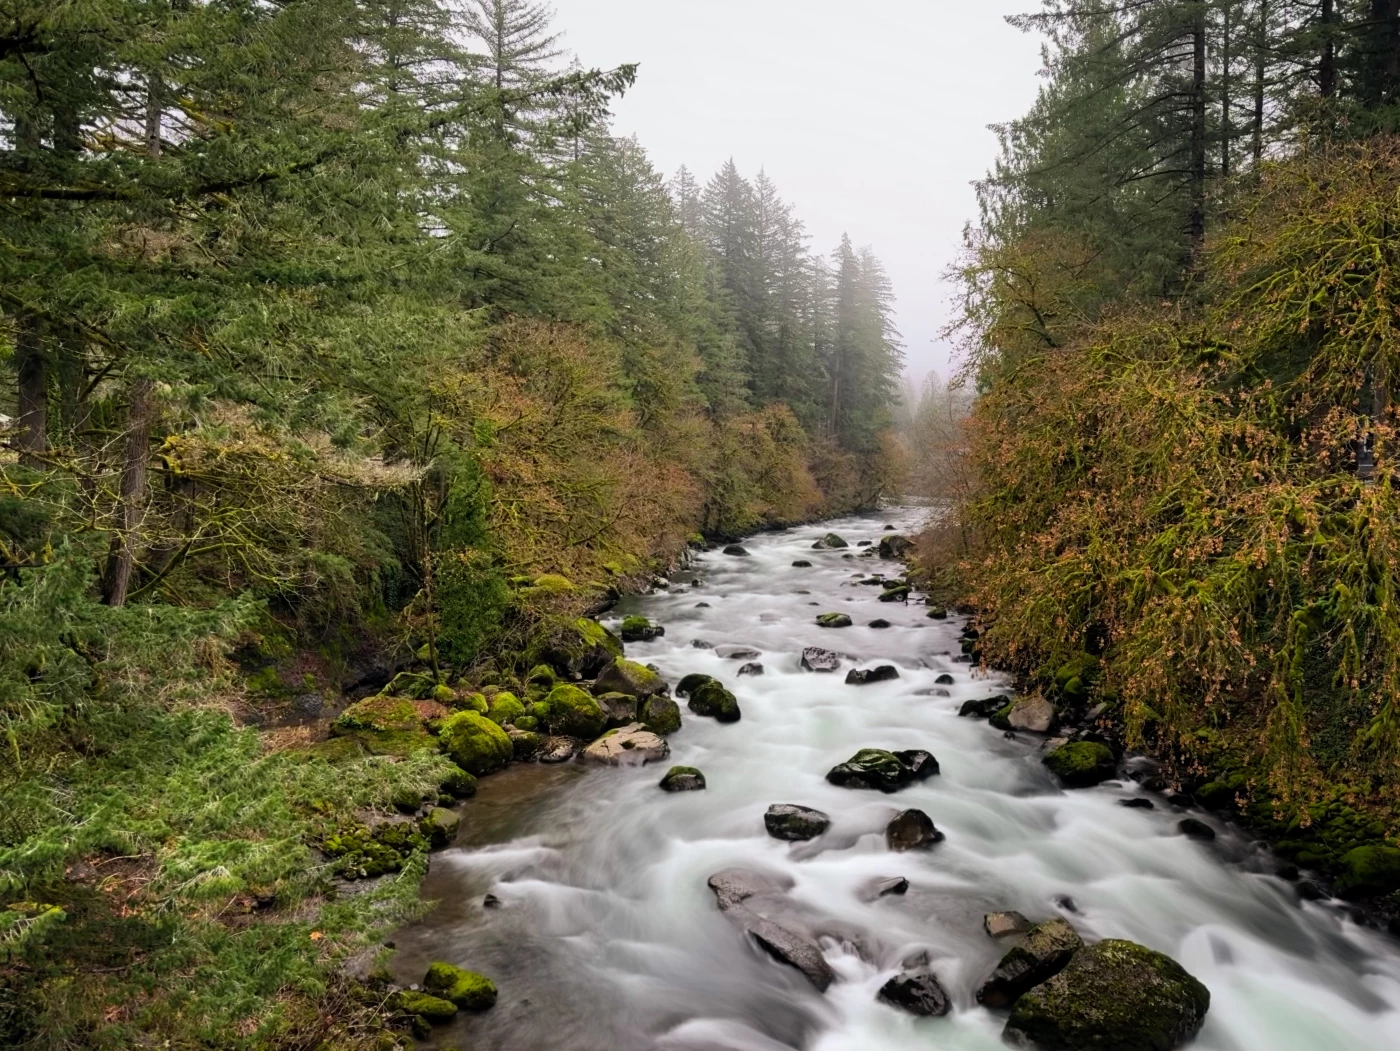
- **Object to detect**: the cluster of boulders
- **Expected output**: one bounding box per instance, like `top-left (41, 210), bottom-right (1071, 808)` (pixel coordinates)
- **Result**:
top-left (389, 961), bottom-right (497, 1038)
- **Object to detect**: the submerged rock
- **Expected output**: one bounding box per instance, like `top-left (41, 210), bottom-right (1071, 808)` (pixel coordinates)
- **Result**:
top-left (976, 917), bottom-right (1083, 1008)
top-left (1044, 741), bottom-right (1118, 787)
top-left (826, 748), bottom-right (939, 792)
top-left (659, 765), bottom-right (706, 792)
top-left (1178, 818), bottom-right (1216, 840)
top-left (984, 911), bottom-right (1033, 938)
top-left (723, 544), bottom-right (751, 556)
top-left (1120, 797), bottom-right (1155, 810)
top-left (874, 876), bottom-right (910, 897)
top-left (886, 809), bottom-right (943, 851)
top-left (801, 646), bottom-right (842, 672)
top-left (792, 559), bottom-right (813, 568)
top-left (1004, 939), bottom-right (1210, 1051)
top-left (716, 645), bottom-right (762, 660)
top-left (737, 662), bottom-right (764, 676)
top-left (707, 868), bottom-right (835, 991)
top-left (582, 723), bottom-right (670, 766)
top-left (845, 665), bottom-right (900, 685)
top-left (869, 618), bottom-right (892, 629)
top-left (765, 803), bottom-right (832, 841)
top-left (816, 612), bottom-right (854, 628)
top-left (688, 680), bottom-right (742, 722)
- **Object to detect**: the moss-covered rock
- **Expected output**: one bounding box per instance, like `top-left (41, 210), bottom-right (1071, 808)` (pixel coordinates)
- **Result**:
top-left (878, 534), bottom-right (913, 558)
top-left (594, 691), bottom-right (639, 728)
top-left (422, 806), bottom-right (461, 848)
top-left (660, 765), bottom-right (706, 791)
top-left (1005, 939), bottom-right (1210, 1051)
top-left (676, 672), bottom-right (719, 697)
top-left (393, 990), bottom-right (458, 1024)
top-left (525, 663), bottom-right (556, 689)
top-left (594, 658), bottom-right (668, 700)
top-left (825, 748), bottom-right (937, 791)
top-left (486, 691), bottom-right (526, 726)
top-left (422, 962), bottom-right (498, 1011)
top-left (816, 612), bottom-right (853, 628)
top-left (813, 532), bottom-right (849, 549)
top-left (543, 684), bottom-right (606, 739)
top-left (332, 695), bottom-right (436, 735)
top-left (528, 617), bottom-right (623, 679)
top-left (878, 585), bottom-right (911, 603)
top-left (438, 711), bottom-right (513, 776)
top-left (639, 694), bottom-right (682, 735)
top-left (514, 714), bottom-right (539, 732)
top-left (688, 680), bottom-right (741, 723)
top-left (440, 765), bottom-right (478, 798)
top-left (1335, 845), bottom-right (1400, 899)
top-left (380, 670), bottom-right (440, 699)
top-left (507, 727), bottom-right (545, 761)
top-left (976, 917), bottom-right (1083, 1008)
top-left (322, 819), bottom-right (430, 880)
top-left (620, 615), bottom-right (666, 643)
top-left (1044, 741), bottom-right (1117, 788)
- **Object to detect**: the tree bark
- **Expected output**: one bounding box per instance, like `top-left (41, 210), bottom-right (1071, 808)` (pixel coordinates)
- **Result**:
top-left (1189, 3), bottom-right (1208, 260)
top-left (1253, 0), bottom-right (1268, 171)
top-left (1320, 0), bottom-right (1336, 99)
top-left (103, 378), bottom-right (157, 607)
top-left (14, 314), bottom-right (47, 467)
top-left (1222, 1), bottom-right (1234, 181)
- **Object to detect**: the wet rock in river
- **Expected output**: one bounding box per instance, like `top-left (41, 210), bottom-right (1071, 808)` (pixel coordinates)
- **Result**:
top-left (691, 638), bottom-right (713, 649)
top-left (723, 544), bottom-right (750, 556)
top-left (976, 917), bottom-right (1083, 1008)
top-left (801, 647), bottom-right (842, 672)
top-left (878, 534), bottom-right (914, 558)
top-left (886, 809), bottom-right (943, 851)
top-left (688, 680), bottom-right (741, 723)
top-left (659, 765), bottom-right (706, 792)
top-left (934, 673), bottom-right (955, 685)
top-left (878, 962), bottom-right (950, 1017)
top-left (594, 691), bottom-right (639, 729)
top-left (1120, 797), bottom-right (1155, 809)
top-left (1043, 741), bottom-right (1118, 787)
top-left (869, 618), bottom-right (892, 629)
top-left (538, 735), bottom-right (579, 763)
top-left (582, 723), bottom-right (669, 766)
top-left (872, 876), bottom-right (910, 897)
top-left (422, 961), bottom-right (497, 1011)
top-left (707, 868), bottom-right (835, 992)
top-left (619, 615), bottom-right (665, 643)
top-left (813, 532), bottom-right (849, 549)
top-left (506, 727), bottom-right (545, 761)
top-left (716, 644), bottom-right (762, 660)
top-left (675, 672), bottom-right (718, 697)
top-left (991, 693), bottom-right (1057, 734)
top-left (765, 803), bottom-right (832, 841)
top-left (639, 694), bottom-right (682, 735)
top-left (1178, 818), bottom-right (1216, 841)
top-left (926, 606), bottom-right (948, 619)
top-left (878, 586), bottom-right (911, 603)
top-left (960, 695), bottom-right (1009, 718)
top-left (1005, 939), bottom-right (1210, 1051)
top-left (816, 612), bottom-right (854, 628)
top-left (792, 559), bottom-right (813, 567)
top-left (826, 748), bottom-right (939, 792)
top-left (737, 662), bottom-right (764, 676)
top-left (593, 658), bottom-right (668, 702)
top-left (845, 665), bottom-right (900, 685)
top-left (984, 911), bottom-right (1033, 938)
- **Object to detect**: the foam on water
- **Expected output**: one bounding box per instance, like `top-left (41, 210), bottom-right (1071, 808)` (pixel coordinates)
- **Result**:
top-left (393, 509), bottom-right (1400, 1051)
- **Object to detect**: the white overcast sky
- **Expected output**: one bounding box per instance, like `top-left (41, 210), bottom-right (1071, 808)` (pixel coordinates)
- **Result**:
top-left (549, 0), bottom-right (1045, 385)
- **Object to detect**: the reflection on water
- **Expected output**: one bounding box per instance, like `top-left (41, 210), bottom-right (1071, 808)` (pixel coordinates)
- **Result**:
top-left (392, 509), bottom-right (1400, 1051)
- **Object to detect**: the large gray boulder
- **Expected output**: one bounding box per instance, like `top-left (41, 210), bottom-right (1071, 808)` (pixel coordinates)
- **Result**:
top-left (764, 804), bottom-right (831, 841)
top-left (992, 693), bottom-right (1057, 733)
top-left (582, 723), bottom-right (670, 767)
top-left (707, 868), bottom-right (835, 991)
top-left (1005, 939), bottom-right (1210, 1051)
top-left (826, 748), bottom-right (939, 792)
top-left (976, 917), bottom-right (1083, 1008)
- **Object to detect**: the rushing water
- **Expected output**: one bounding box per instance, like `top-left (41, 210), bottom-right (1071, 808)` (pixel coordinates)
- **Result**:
top-left (393, 509), bottom-right (1400, 1051)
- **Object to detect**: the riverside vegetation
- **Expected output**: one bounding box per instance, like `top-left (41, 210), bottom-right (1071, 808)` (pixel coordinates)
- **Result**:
top-left (0, 1), bottom-right (907, 1047)
top-left (918, 0), bottom-right (1400, 920)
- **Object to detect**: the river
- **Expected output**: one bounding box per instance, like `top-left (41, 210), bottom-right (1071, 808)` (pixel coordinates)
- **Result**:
top-left (392, 508), bottom-right (1400, 1051)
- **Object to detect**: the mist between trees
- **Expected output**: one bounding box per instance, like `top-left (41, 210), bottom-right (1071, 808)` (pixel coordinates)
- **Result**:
top-left (0, 1), bottom-right (908, 1045)
top-left (922, 0), bottom-right (1400, 867)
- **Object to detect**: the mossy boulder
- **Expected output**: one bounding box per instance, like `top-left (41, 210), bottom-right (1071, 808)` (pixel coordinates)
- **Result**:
top-left (455, 691), bottom-right (489, 714)
top-left (1005, 939), bottom-right (1210, 1051)
top-left (816, 612), bottom-right (853, 628)
top-left (525, 663), bottom-right (556, 689)
top-left (595, 691), bottom-right (639, 729)
top-left (440, 765), bottom-right (478, 798)
top-left (688, 680), bottom-right (741, 723)
top-left (660, 766), bottom-right (706, 791)
top-left (877, 534), bottom-right (913, 558)
top-left (1044, 741), bottom-right (1117, 788)
top-left (528, 617), bottom-right (623, 679)
top-left (513, 714), bottom-right (539, 732)
top-left (976, 917), bottom-right (1083, 1008)
top-left (1054, 653), bottom-right (1101, 702)
top-left (639, 694), bottom-right (682, 735)
top-left (485, 692), bottom-right (526, 726)
top-left (813, 532), bottom-right (849, 549)
top-left (380, 670), bottom-right (440, 699)
top-left (438, 711), bottom-right (513, 776)
top-left (543, 684), bottom-right (606, 739)
top-left (1335, 845), bottom-right (1400, 899)
top-left (620, 615), bottom-right (666, 643)
top-left (322, 820), bottom-right (429, 880)
top-left (530, 573), bottom-right (573, 593)
top-left (676, 672), bottom-right (719, 697)
top-left (393, 990), bottom-right (458, 1024)
top-left (507, 728), bottom-right (545, 761)
top-left (594, 658), bottom-right (668, 701)
top-left (422, 962), bottom-right (498, 1011)
top-left (332, 695), bottom-right (439, 735)
top-left (422, 806), bottom-right (461, 848)
top-left (878, 585), bottom-right (911, 603)
top-left (825, 748), bottom-right (938, 791)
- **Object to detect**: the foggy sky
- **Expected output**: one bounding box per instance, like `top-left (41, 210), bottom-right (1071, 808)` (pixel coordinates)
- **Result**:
top-left (550, 0), bottom-right (1045, 386)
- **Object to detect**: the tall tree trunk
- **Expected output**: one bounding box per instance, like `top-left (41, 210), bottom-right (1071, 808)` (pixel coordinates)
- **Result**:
top-left (103, 379), bottom-right (156, 607)
top-left (15, 315), bottom-right (47, 467)
top-left (1253, 0), bottom-right (1269, 171)
top-left (1320, 0), bottom-right (1336, 98)
top-left (145, 77), bottom-right (163, 158)
top-left (1223, 1), bottom-right (1234, 181)
top-left (1189, 3), bottom-right (1208, 260)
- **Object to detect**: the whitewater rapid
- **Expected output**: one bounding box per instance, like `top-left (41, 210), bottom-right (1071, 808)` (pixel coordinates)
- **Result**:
top-left (392, 508), bottom-right (1400, 1051)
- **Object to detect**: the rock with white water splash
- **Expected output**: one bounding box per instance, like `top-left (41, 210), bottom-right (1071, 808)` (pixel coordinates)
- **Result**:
top-left (801, 647), bottom-right (842, 672)
top-left (1004, 939), bottom-right (1210, 1051)
top-left (737, 662), bottom-right (764, 676)
top-left (984, 911), bottom-right (1033, 938)
top-left (723, 544), bottom-right (750, 556)
top-left (812, 532), bottom-right (849, 549)
top-left (878, 960), bottom-right (950, 1016)
top-left (845, 665), bottom-right (900, 685)
top-left (976, 917), bottom-right (1083, 1008)
top-left (716, 645), bottom-right (762, 660)
top-left (764, 803), bottom-right (831, 841)
top-left (826, 748), bottom-right (939, 792)
top-left (816, 612), bottom-right (854, 628)
top-left (582, 723), bottom-right (669, 767)
top-left (885, 809), bottom-right (943, 851)
top-left (707, 868), bottom-right (835, 991)
top-left (659, 765), bottom-right (706, 792)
